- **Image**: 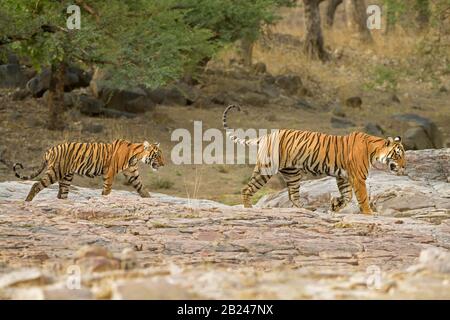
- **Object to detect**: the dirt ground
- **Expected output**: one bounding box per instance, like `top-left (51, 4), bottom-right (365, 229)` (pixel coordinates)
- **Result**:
top-left (0, 5), bottom-right (449, 205)
top-left (1, 86), bottom-right (448, 205)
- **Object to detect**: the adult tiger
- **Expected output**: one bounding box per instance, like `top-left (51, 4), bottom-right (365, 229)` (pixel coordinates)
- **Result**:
top-left (222, 105), bottom-right (406, 214)
top-left (13, 139), bottom-right (164, 201)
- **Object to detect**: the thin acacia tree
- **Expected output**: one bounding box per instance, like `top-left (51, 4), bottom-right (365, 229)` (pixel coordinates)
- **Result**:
top-left (303, 0), bottom-right (328, 61)
top-left (0, 0), bottom-right (215, 130)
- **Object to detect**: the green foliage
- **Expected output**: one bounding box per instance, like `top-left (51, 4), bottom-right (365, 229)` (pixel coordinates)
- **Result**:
top-left (414, 0), bottom-right (450, 82)
top-left (429, 0), bottom-right (450, 29)
top-left (0, 0), bottom-right (293, 89)
top-left (364, 65), bottom-right (398, 92)
top-left (382, 0), bottom-right (434, 30)
top-left (151, 177), bottom-right (174, 189)
top-left (0, 0), bottom-right (215, 88)
top-left (175, 0), bottom-right (292, 44)
top-left (382, 0), bottom-right (407, 26)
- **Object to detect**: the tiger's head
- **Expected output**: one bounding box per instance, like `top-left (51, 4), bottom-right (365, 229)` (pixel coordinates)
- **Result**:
top-left (142, 141), bottom-right (165, 171)
top-left (374, 136), bottom-right (406, 175)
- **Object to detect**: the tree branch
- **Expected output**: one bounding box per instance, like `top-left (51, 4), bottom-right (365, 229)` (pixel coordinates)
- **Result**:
top-left (75, 0), bottom-right (100, 23)
top-left (0, 24), bottom-right (65, 47)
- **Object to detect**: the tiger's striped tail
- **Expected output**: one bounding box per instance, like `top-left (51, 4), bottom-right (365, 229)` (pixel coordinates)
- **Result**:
top-left (222, 104), bottom-right (259, 146)
top-left (13, 159), bottom-right (46, 180)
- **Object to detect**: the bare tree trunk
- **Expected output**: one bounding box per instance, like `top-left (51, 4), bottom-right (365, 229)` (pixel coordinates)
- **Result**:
top-left (239, 37), bottom-right (254, 67)
top-left (344, 0), bottom-right (373, 43)
top-left (325, 0), bottom-right (343, 28)
top-left (415, 0), bottom-right (430, 30)
top-left (303, 0), bottom-right (328, 61)
top-left (47, 62), bottom-right (66, 131)
top-left (384, 2), bottom-right (396, 35)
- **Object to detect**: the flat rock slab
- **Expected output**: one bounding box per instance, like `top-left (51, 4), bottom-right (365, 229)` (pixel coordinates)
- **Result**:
top-left (0, 179), bottom-right (449, 299)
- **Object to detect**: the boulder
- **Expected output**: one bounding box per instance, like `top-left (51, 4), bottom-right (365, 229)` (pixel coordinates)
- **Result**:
top-left (172, 82), bottom-right (200, 105)
top-left (101, 109), bottom-right (137, 119)
top-left (331, 104), bottom-right (346, 117)
top-left (0, 64), bottom-right (30, 88)
top-left (404, 127), bottom-right (434, 150)
top-left (417, 248), bottom-right (450, 274)
top-left (390, 94), bottom-right (401, 103)
top-left (27, 66), bottom-right (92, 97)
top-left (81, 123), bottom-right (104, 134)
top-left (240, 91), bottom-right (267, 106)
top-left (76, 245), bottom-right (114, 260)
top-left (0, 268), bottom-right (51, 289)
top-left (97, 86), bottom-right (155, 113)
top-left (259, 74), bottom-right (280, 98)
top-left (76, 256), bottom-right (121, 273)
top-left (145, 85), bottom-right (191, 106)
top-left (75, 95), bottom-right (105, 116)
top-left (251, 62), bottom-right (267, 74)
top-left (111, 278), bottom-right (197, 300)
top-left (74, 245), bottom-right (120, 273)
top-left (294, 99), bottom-right (315, 111)
top-left (162, 86), bottom-right (187, 105)
top-left (120, 248), bottom-right (138, 270)
top-left (392, 113), bottom-right (443, 150)
top-left (11, 88), bottom-right (31, 101)
top-left (0, 50), bottom-right (19, 64)
top-left (274, 74), bottom-right (302, 95)
top-left (345, 96), bottom-right (362, 109)
top-left (146, 88), bottom-right (166, 104)
top-left (12, 284), bottom-right (93, 300)
top-left (364, 122), bottom-right (385, 136)
top-left (330, 116), bottom-right (355, 128)
top-left (66, 93), bottom-right (137, 118)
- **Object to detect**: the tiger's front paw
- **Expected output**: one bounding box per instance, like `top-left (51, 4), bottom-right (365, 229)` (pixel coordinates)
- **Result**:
top-left (243, 202), bottom-right (253, 208)
top-left (330, 197), bottom-right (345, 212)
top-left (139, 190), bottom-right (151, 198)
top-left (102, 189), bottom-right (111, 196)
top-left (290, 200), bottom-right (303, 208)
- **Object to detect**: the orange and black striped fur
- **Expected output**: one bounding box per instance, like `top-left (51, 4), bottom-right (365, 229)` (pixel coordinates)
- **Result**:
top-left (13, 139), bottom-right (164, 201)
top-left (223, 105), bottom-right (406, 214)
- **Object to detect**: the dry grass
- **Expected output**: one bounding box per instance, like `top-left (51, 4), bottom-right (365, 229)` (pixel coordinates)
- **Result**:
top-left (1, 4), bottom-right (449, 206)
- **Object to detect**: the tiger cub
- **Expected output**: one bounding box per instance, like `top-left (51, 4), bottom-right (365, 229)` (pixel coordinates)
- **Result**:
top-left (13, 139), bottom-right (164, 201)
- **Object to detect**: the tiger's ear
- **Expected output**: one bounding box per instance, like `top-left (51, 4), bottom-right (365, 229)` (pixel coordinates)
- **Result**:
top-left (385, 136), bottom-right (394, 146)
top-left (394, 136), bottom-right (401, 143)
top-left (143, 141), bottom-right (150, 150)
top-left (154, 142), bottom-right (160, 148)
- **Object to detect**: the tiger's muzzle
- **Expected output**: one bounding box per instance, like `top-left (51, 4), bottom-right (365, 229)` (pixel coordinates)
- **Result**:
top-left (387, 159), bottom-right (405, 176)
top-left (145, 157), bottom-right (163, 171)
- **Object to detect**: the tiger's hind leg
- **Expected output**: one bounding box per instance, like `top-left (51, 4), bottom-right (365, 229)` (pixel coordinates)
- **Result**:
top-left (25, 168), bottom-right (59, 201)
top-left (331, 176), bottom-right (353, 212)
top-left (241, 168), bottom-right (272, 208)
top-left (57, 173), bottom-right (73, 199)
top-left (279, 168), bottom-right (303, 208)
top-left (102, 172), bottom-right (115, 196)
top-left (123, 167), bottom-right (150, 198)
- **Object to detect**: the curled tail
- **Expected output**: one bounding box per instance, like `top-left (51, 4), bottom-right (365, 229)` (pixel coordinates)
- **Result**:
top-left (222, 104), bottom-right (259, 146)
top-left (13, 160), bottom-right (46, 180)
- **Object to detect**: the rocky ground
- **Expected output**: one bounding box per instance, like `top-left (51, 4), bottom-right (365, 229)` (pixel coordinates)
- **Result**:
top-left (0, 149), bottom-right (449, 299)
